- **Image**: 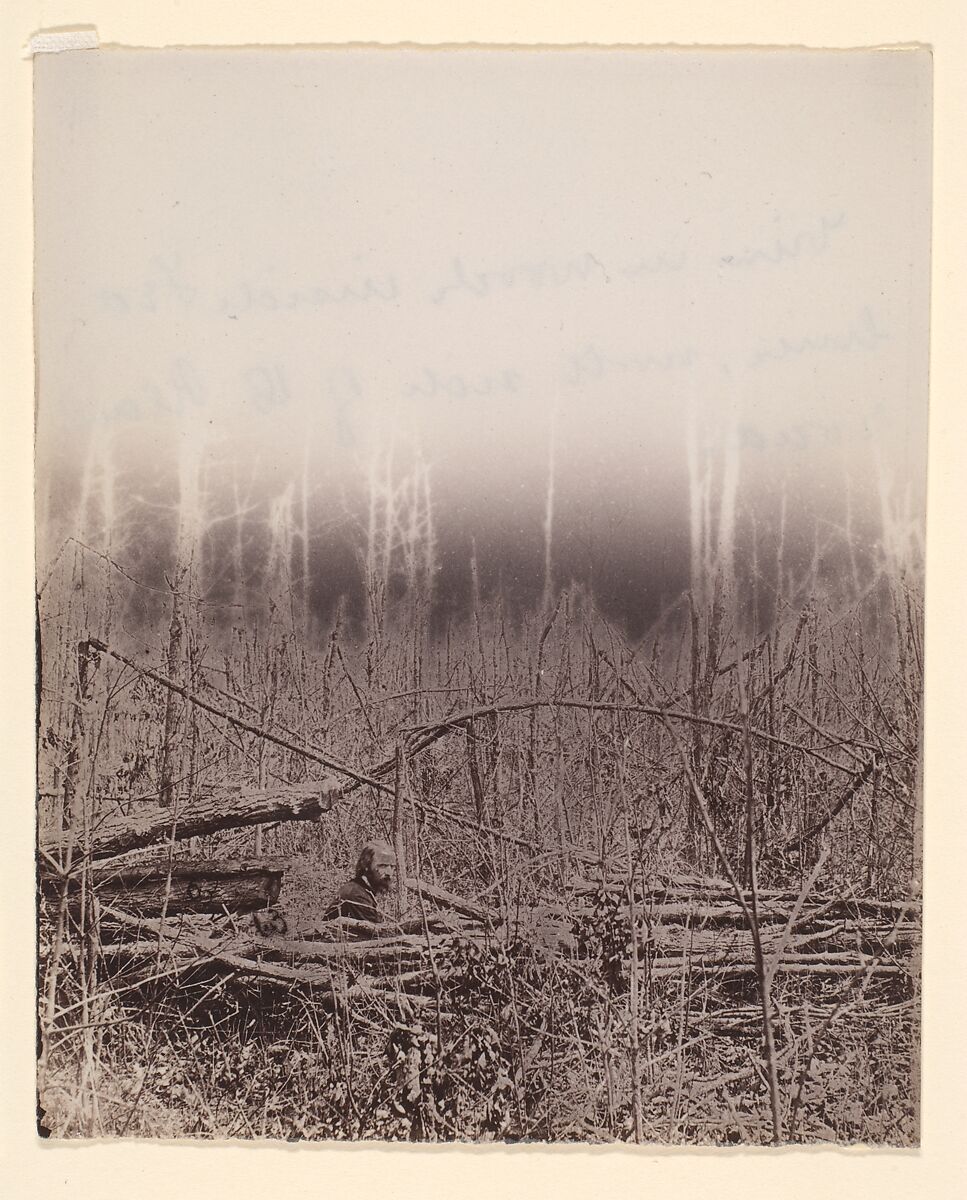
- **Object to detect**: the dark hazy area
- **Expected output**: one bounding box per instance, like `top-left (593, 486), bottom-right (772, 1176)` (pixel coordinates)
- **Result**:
top-left (39, 425), bottom-right (888, 640)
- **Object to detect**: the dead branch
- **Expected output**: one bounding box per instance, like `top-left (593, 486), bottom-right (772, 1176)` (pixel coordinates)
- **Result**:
top-left (86, 636), bottom-right (390, 793)
top-left (781, 756), bottom-right (878, 853)
top-left (405, 697), bottom-right (863, 777)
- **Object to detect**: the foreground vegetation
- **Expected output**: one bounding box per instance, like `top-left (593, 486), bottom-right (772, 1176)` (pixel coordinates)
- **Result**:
top-left (37, 530), bottom-right (921, 1142)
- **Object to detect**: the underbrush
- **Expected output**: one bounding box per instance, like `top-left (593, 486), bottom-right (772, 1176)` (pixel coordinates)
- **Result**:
top-left (39, 900), bottom-right (918, 1144)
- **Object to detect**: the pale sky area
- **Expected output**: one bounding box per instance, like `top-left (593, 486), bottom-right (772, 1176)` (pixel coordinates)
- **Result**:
top-left (33, 48), bottom-right (931, 626)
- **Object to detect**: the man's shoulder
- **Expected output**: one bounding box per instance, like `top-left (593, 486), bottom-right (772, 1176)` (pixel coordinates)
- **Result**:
top-left (336, 881), bottom-right (374, 904)
top-left (326, 879), bottom-right (380, 920)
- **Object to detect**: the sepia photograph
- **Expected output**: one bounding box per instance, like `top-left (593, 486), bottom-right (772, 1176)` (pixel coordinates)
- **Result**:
top-left (33, 46), bottom-right (929, 1145)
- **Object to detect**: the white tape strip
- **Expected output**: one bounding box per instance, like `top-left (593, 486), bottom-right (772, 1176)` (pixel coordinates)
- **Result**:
top-left (24, 28), bottom-right (99, 59)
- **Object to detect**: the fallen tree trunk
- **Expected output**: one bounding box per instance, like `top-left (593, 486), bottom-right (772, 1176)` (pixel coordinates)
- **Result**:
top-left (570, 879), bottom-right (920, 921)
top-left (404, 877), bottom-right (496, 924)
top-left (40, 784), bottom-right (336, 862)
top-left (43, 857), bottom-right (291, 916)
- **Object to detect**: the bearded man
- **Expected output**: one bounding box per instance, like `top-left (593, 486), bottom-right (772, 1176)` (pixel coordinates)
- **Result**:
top-left (323, 840), bottom-right (397, 923)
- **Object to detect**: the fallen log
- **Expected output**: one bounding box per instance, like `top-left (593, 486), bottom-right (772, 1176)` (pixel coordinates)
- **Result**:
top-left (648, 961), bottom-right (906, 980)
top-left (570, 878), bottom-right (920, 917)
top-left (43, 856), bottom-right (290, 916)
top-left (404, 877), bottom-right (496, 924)
top-left (199, 952), bottom-right (451, 1011)
top-left (564, 895), bottom-right (920, 927)
top-left (40, 783), bottom-right (338, 861)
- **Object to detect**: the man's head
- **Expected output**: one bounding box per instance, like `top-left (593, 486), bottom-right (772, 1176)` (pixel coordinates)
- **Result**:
top-left (354, 840), bottom-right (397, 894)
